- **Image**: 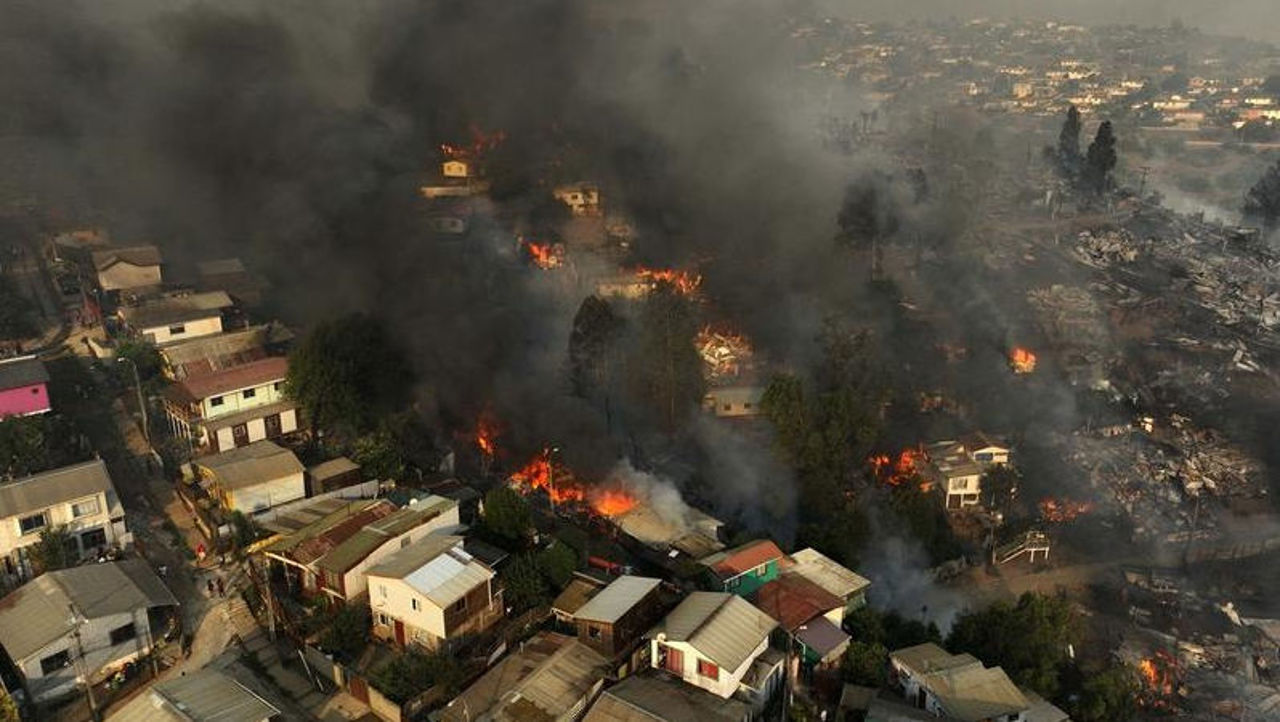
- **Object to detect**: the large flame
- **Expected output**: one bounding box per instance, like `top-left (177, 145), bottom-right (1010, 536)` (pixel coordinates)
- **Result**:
top-left (441, 125), bottom-right (507, 160)
top-left (475, 416), bottom-right (498, 457)
top-left (509, 449), bottom-right (586, 505)
top-left (1010, 347), bottom-right (1037, 374)
top-left (634, 266), bottom-right (702, 296)
top-left (591, 488), bottom-right (638, 517)
top-left (519, 237), bottom-right (564, 269)
top-left (1038, 497), bottom-right (1094, 523)
top-left (871, 448), bottom-right (927, 487)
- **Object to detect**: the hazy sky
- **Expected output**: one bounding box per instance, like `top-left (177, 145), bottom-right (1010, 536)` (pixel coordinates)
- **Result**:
top-left (824, 0), bottom-right (1280, 43)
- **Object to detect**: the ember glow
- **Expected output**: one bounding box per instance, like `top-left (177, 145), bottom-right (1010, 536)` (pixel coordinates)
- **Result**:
top-left (1038, 497), bottom-right (1094, 523)
top-left (697, 325), bottom-right (753, 380)
top-left (475, 416), bottom-right (497, 457)
top-left (508, 449), bottom-right (585, 505)
top-left (519, 237), bottom-right (565, 269)
top-left (634, 266), bottom-right (702, 296)
top-left (1010, 347), bottom-right (1037, 374)
top-left (441, 125), bottom-right (507, 160)
top-left (590, 488), bottom-right (638, 517)
top-left (1136, 650), bottom-right (1178, 699)
top-left (870, 448), bottom-right (927, 487)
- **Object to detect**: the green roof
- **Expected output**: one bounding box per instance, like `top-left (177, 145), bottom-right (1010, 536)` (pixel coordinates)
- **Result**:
top-left (314, 496), bottom-right (456, 574)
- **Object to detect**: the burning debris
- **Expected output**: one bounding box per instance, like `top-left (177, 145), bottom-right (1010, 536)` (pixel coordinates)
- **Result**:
top-left (869, 447), bottom-right (927, 488)
top-left (632, 266), bottom-right (702, 296)
top-left (440, 125), bottom-right (508, 161)
top-left (506, 450), bottom-right (644, 518)
top-left (697, 325), bottom-right (754, 381)
top-left (1009, 347), bottom-right (1037, 374)
top-left (1037, 497), bottom-right (1094, 523)
top-left (518, 237), bottom-right (566, 269)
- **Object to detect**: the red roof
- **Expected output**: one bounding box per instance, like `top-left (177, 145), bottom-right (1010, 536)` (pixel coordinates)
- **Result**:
top-left (292, 501), bottom-right (397, 565)
top-left (173, 356), bottom-right (288, 402)
top-left (706, 539), bottom-right (785, 578)
top-left (751, 574), bottom-right (844, 632)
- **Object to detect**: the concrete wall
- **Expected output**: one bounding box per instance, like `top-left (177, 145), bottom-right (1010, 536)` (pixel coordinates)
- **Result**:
top-left (0, 490), bottom-right (128, 570)
top-left (211, 407), bottom-right (297, 452)
top-left (144, 315), bottom-right (223, 346)
top-left (0, 383), bottom-right (50, 418)
top-left (369, 576), bottom-right (448, 642)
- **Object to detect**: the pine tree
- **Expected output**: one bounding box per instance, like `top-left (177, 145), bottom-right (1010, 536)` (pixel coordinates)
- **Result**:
top-left (1057, 105), bottom-right (1082, 172)
top-left (1244, 159), bottom-right (1280, 228)
top-left (1083, 120), bottom-right (1117, 194)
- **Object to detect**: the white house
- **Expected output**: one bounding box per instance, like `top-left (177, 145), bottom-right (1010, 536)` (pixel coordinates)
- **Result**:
top-left (163, 356), bottom-right (298, 453)
top-left (110, 667), bottom-right (281, 722)
top-left (702, 385), bottom-right (765, 418)
top-left (648, 592), bottom-right (781, 704)
top-left (0, 460), bottom-right (130, 583)
top-left (117, 291), bottom-right (232, 346)
top-left (927, 433), bottom-right (1011, 511)
top-left (90, 245), bottom-right (163, 292)
top-left (0, 560), bottom-right (178, 703)
top-left (311, 496), bottom-right (462, 601)
top-left (367, 535), bottom-right (502, 651)
top-left (196, 441), bottom-right (306, 514)
top-left (889, 643), bottom-right (1044, 722)
top-left (553, 183), bottom-right (602, 216)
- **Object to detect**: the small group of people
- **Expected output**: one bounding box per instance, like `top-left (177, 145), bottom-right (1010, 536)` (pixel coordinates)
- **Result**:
top-left (206, 576), bottom-right (226, 598)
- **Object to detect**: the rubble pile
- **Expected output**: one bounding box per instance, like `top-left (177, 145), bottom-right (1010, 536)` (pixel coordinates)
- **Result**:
top-left (1072, 229), bottom-right (1144, 268)
top-left (1026, 284), bottom-right (1110, 348)
top-left (697, 326), bottom-right (754, 381)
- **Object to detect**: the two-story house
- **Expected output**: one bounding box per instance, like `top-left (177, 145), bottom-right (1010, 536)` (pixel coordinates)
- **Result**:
top-left (311, 496), bottom-right (462, 602)
top-left (0, 460), bottom-right (130, 581)
top-left (159, 322), bottom-right (293, 381)
top-left (648, 591), bottom-right (783, 710)
top-left (117, 291), bottom-right (232, 346)
top-left (927, 433), bottom-right (1011, 511)
top-left (786, 548), bottom-right (871, 623)
top-left (890, 643), bottom-right (1034, 722)
top-left (751, 574), bottom-right (850, 671)
top-left (163, 356), bottom-right (298, 453)
top-left (699, 540), bottom-right (786, 597)
top-left (0, 560), bottom-right (177, 703)
top-left (572, 575), bottom-right (664, 663)
top-left (0, 356), bottom-right (51, 418)
top-left (367, 535), bottom-right (502, 652)
top-left (196, 441), bottom-right (306, 514)
top-left (261, 499), bottom-right (397, 595)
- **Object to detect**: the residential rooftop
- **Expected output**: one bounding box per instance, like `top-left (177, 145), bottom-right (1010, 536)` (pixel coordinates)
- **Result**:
top-left (197, 441), bottom-right (304, 491)
top-left (0, 355), bottom-right (48, 391)
top-left (0, 459), bottom-right (117, 520)
top-left (573, 575), bottom-right (661, 625)
top-left (649, 591), bottom-right (777, 672)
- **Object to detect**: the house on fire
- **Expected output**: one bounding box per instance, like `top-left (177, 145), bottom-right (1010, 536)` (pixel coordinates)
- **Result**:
top-left (648, 591), bottom-right (785, 710)
top-left (0, 560), bottom-right (178, 703)
top-left (889, 643), bottom-right (1067, 722)
top-left (0, 459), bottom-right (130, 583)
top-left (163, 356), bottom-right (298, 453)
top-left (0, 356), bottom-right (51, 418)
top-left (553, 183), bottom-right (602, 217)
top-left (699, 539), bottom-right (786, 597)
top-left (926, 433), bottom-right (1011, 511)
top-left (195, 440), bottom-right (306, 514)
top-left (367, 534), bottom-right (503, 651)
top-left (117, 291), bottom-right (233, 346)
top-left (439, 631), bottom-right (610, 722)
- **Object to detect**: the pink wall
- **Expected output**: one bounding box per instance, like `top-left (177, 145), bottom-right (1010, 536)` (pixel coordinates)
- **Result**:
top-left (0, 383), bottom-right (51, 418)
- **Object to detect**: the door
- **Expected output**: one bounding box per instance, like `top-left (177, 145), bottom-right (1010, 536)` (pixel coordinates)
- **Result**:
top-left (664, 645), bottom-right (683, 674)
top-left (264, 413), bottom-right (282, 438)
top-left (348, 674), bottom-right (369, 704)
top-left (231, 423), bottom-right (249, 447)
top-left (394, 620), bottom-right (406, 647)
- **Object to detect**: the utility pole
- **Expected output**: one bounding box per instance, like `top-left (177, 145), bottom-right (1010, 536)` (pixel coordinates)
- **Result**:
top-left (68, 604), bottom-right (99, 721)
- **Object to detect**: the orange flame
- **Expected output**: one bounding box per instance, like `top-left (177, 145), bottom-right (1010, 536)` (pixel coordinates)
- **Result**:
top-left (519, 237), bottom-right (564, 269)
top-left (509, 449), bottom-right (586, 505)
top-left (1010, 347), bottom-right (1037, 374)
top-left (476, 416), bottom-right (498, 457)
top-left (591, 488), bottom-right (638, 517)
top-left (441, 126), bottom-right (507, 160)
top-left (634, 266), bottom-right (702, 296)
top-left (871, 448), bottom-right (927, 487)
top-left (1136, 650), bottom-right (1177, 698)
top-left (1038, 497), bottom-right (1093, 523)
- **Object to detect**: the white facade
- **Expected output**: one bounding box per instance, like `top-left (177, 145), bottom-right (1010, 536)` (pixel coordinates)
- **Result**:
top-left (945, 473), bottom-right (983, 509)
top-left (225, 471), bottom-right (305, 514)
top-left (334, 507), bottom-right (462, 600)
top-left (202, 379), bottom-right (287, 421)
top-left (210, 407), bottom-right (298, 452)
top-left (142, 315), bottom-right (224, 346)
top-left (650, 636), bottom-right (768, 700)
top-left (21, 608), bottom-right (156, 702)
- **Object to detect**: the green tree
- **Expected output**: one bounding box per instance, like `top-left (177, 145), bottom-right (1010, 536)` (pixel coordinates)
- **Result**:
top-left (842, 640), bottom-right (889, 687)
top-left (535, 541), bottom-right (578, 589)
top-left (1083, 121), bottom-right (1118, 195)
top-left (230, 510), bottom-right (260, 549)
top-left (0, 414), bottom-right (88, 479)
top-left (0, 687), bottom-right (19, 722)
top-left (1057, 105), bottom-right (1082, 173)
top-left (370, 651), bottom-right (462, 705)
top-left (500, 554), bottom-right (549, 614)
top-left (1244, 158), bottom-right (1280, 228)
top-left (115, 340), bottom-right (164, 385)
top-left (0, 278), bottom-right (34, 341)
top-left (890, 485), bottom-right (961, 564)
top-left (1070, 662), bottom-right (1139, 722)
top-left (568, 295), bottom-right (625, 399)
top-left (481, 487), bottom-right (532, 547)
top-left (947, 593), bottom-right (1078, 698)
top-left (29, 525), bottom-right (76, 573)
top-left (982, 465), bottom-right (1020, 513)
top-left (320, 604), bottom-right (370, 664)
top-left (285, 314), bottom-right (414, 438)
top-left (350, 427), bottom-right (405, 481)
top-left (630, 284), bottom-right (704, 431)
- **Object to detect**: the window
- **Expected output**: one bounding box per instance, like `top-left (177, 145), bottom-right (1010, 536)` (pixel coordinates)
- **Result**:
top-left (451, 597), bottom-right (467, 614)
top-left (379, 585), bottom-right (387, 598)
top-left (210, 396), bottom-right (224, 407)
top-left (273, 382), bottom-right (282, 392)
top-left (756, 564), bottom-right (770, 577)
top-left (18, 512), bottom-right (47, 535)
top-left (242, 388), bottom-right (256, 399)
top-left (411, 598), bottom-right (420, 611)
top-left (588, 626), bottom-right (602, 640)
top-left (81, 528), bottom-right (107, 552)
top-left (109, 623), bottom-right (136, 646)
top-left (30, 387), bottom-right (38, 395)
top-left (71, 498), bottom-right (100, 518)
top-left (168, 324), bottom-right (186, 336)
top-left (697, 659), bottom-right (720, 681)
top-left (401, 537), bottom-right (411, 549)
top-left (975, 452), bottom-right (993, 462)
top-left (376, 613), bottom-right (389, 626)
top-left (40, 650), bottom-right (70, 675)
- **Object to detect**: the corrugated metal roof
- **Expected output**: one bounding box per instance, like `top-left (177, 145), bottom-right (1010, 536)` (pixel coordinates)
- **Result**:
top-left (788, 548), bottom-right (871, 600)
top-left (751, 574), bottom-right (843, 632)
top-left (0, 459), bottom-right (116, 520)
top-left (118, 291), bottom-right (231, 330)
top-left (160, 326), bottom-right (271, 378)
top-left (0, 355), bottom-right (48, 391)
top-left (573, 576), bottom-right (660, 624)
top-left (91, 245), bottom-right (161, 271)
top-left (552, 577), bottom-right (603, 618)
top-left (795, 615), bottom-right (850, 658)
top-left (650, 592), bottom-right (776, 671)
top-left (583, 671), bottom-right (751, 722)
top-left (308, 457), bottom-right (360, 482)
top-left (260, 499), bottom-right (395, 561)
top-left (150, 667), bottom-right (280, 722)
top-left (198, 441), bottom-right (303, 491)
top-left (313, 497), bottom-right (456, 575)
top-left (170, 356), bottom-right (288, 403)
top-left (495, 639), bottom-right (608, 721)
top-left (367, 535), bottom-right (494, 607)
top-left (0, 560), bottom-right (177, 661)
top-left (698, 539), bottom-right (784, 579)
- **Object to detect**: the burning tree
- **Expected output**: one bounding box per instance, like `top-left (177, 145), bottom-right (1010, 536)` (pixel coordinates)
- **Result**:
top-left (633, 266), bottom-right (702, 297)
